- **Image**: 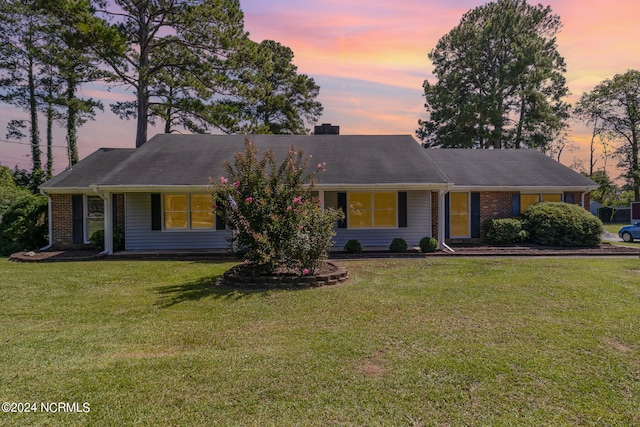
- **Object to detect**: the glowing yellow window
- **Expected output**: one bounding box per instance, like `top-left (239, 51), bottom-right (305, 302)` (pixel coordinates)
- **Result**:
top-left (190, 194), bottom-right (214, 229)
top-left (450, 192), bottom-right (469, 237)
top-left (373, 192), bottom-right (397, 228)
top-left (542, 194), bottom-right (562, 202)
top-left (348, 192), bottom-right (372, 228)
top-left (164, 194), bottom-right (188, 229)
top-left (520, 194), bottom-right (540, 214)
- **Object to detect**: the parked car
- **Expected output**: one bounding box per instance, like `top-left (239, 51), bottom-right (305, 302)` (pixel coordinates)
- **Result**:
top-left (618, 222), bottom-right (640, 242)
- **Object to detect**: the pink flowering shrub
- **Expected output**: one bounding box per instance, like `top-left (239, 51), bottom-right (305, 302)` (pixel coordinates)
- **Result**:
top-left (209, 139), bottom-right (343, 275)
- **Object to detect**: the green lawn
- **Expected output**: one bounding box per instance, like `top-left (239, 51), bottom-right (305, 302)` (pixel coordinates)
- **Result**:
top-left (603, 223), bottom-right (627, 235)
top-left (1, 258), bottom-right (639, 426)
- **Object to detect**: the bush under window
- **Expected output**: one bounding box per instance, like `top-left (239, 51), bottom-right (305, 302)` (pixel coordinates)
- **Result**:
top-left (482, 218), bottom-right (528, 245)
top-left (389, 237), bottom-right (408, 252)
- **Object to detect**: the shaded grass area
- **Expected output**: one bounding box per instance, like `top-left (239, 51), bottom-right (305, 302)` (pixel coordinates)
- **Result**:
top-left (1, 258), bottom-right (639, 426)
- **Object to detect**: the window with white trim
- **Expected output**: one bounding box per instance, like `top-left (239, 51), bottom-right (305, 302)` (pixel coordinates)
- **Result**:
top-left (163, 194), bottom-right (214, 230)
top-left (347, 192), bottom-right (397, 228)
top-left (85, 195), bottom-right (104, 241)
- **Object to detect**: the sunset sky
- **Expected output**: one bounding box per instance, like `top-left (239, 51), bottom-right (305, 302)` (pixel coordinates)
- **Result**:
top-left (1, 0), bottom-right (639, 177)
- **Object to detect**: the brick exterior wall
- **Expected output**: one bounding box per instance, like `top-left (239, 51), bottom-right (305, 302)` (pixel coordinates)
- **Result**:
top-left (431, 191), bottom-right (439, 239)
top-left (50, 194), bottom-right (75, 248)
top-left (49, 193), bottom-right (125, 249)
top-left (563, 191), bottom-right (590, 211)
top-left (479, 191), bottom-right (516, 221)
top-left (438, 190), bottom-right (592, 243)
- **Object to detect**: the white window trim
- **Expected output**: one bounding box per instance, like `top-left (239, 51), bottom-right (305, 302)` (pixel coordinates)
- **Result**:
top-left (84, 195), bottom-right (105, 243)
top-left (347, 191), bottom-right (398, 230)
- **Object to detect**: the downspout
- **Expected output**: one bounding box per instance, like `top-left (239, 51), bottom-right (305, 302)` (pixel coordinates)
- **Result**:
top-left (39, 189), bottom-right (54, 251)
top-left (92, 186), bottom-right (112, 256)
top-left (438, 187), bottom-right (454, 253)
top-left (581, 190), bottom-right (594, 211)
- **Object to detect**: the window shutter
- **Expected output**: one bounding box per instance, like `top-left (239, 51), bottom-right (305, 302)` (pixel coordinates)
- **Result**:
top-left (215, 212), bottom-right (226, 230)
top-left (337, 192), bottom-right (347, 228)
top-left (511, 193), bottom-right (521, 216)
top-left (444, 192), bottom-right (450, 239)
top-left (72, 195), bottom-right (84, 244)
top-left (151, 193), bottom-right (162, 230)
top-left (564, 193), bottom-right (575, 204)
top-left (470, 192), bottom-right (481, 238)
top-left (398, 192), bottom-right (408, 228)
top-left (112, 194), bottom-right (119, 229)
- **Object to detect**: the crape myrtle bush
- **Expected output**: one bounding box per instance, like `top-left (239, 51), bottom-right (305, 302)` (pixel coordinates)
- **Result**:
top-left (522, 202), bottom-right (602, 247)
top-left (482, 217), bottom-right (529, 245)
top-left (209, 140), bottom-right (343, 276)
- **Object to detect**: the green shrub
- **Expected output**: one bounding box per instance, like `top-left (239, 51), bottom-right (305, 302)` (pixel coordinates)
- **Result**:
top-left (89, 230), bottom-right (105, 250)
top-left (343, 239), bottom-right (362, 254)
top-left (90, 229), bottom-right (125, 251)
top-left (113, 230), bottom-right (125, 251)
top-left (0, 193), bottom-right (48, 255)
top-left (419, 236), bottom-right (438, 253)
top-left (389, 237), bottom-right (408, 252)
top-left (482, 218), bottom-right (529, 245)
top-left (522, 202), bottom-right (602, 247)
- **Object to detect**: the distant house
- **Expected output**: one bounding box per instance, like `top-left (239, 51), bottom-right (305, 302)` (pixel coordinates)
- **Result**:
top-left (40, 134), bottom-right (597, 254)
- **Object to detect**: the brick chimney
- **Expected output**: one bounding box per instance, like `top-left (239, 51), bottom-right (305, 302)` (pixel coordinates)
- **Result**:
top-left (314, 123), bottom-right (339, 135)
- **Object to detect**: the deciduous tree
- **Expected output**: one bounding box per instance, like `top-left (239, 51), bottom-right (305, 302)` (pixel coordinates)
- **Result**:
top-left (575, 70), bottom-right (640, 201)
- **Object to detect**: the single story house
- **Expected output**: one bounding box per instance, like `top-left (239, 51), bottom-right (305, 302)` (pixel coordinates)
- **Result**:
top-left (39, 134), bottom-right (598, 254)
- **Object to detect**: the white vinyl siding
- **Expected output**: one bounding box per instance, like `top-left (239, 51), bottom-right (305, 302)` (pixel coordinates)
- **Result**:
top-left (125, 191), bottom-right (432, 251)
top-left (325, 191), bottom-right (431, 248)
top-left (125, 193), bottom-right (230, 250)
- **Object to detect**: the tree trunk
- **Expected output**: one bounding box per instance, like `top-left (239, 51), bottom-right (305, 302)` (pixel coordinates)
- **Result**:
top-left (515, 96), bottom-right (526, 149)
top-left (164, 86), bottom-right (174, 134)
top-left (46, 102), bottom-right (54, 179)
top-left (135, 3), bottom-right (150, 148)
top-left (631, 127), bottom-right (639, 202)
top-left (136, 87), bottom-right (148, 148)
top-left (589, 119), bottom-right (598, 176)
top-left (66, 78), bottom-right (79, 165)
top-left (27, 44), bottom-right (42, 178)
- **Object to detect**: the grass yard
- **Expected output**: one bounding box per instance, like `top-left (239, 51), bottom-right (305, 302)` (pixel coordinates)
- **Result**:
top-left (1, 257), bottom-right (639, 426)
top-left (603, 223), bottom-right (628, 235)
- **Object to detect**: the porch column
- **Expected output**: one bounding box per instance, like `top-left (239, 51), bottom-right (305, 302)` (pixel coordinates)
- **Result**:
top-left (103, 191), bottom-right (113, 255)
top-left (438, 189), bottom-right (448, 250)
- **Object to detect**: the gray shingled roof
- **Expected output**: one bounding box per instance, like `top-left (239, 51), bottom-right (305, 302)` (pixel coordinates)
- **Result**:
top-left (423, 149), bottom-right (597, 188)
top-left (41, 148), bottom-right (136, 189)
top-left (40, 135), bottom-right (597, 191)
top-left (41, 134), bottom-right (449, 189)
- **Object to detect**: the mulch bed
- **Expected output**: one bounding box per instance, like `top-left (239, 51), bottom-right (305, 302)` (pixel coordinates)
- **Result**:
top-left (440, 242), bottom-right (640, 257)
top-left (217, 261), bottom-right (349, 289)
top-left (8, 250), bottom-right (106, 262)
top-left (8, 242), bottom-right (639, 263)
